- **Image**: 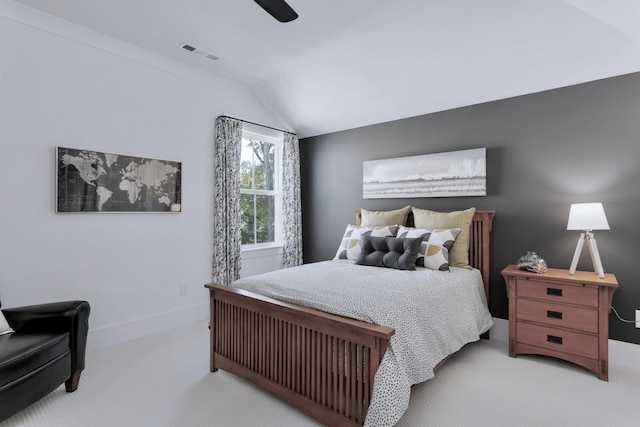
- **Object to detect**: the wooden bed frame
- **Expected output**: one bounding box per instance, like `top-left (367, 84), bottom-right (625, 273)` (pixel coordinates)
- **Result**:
top-left (205, 209), bottom-right (494, 426)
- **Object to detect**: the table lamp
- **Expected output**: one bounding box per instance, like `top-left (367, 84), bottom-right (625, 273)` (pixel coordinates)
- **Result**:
top-left (567, 202), bottom-right (609, 278)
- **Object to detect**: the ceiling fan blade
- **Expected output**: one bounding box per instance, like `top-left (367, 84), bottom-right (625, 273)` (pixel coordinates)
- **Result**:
top-left (253, 0), bottom-right (298, 22)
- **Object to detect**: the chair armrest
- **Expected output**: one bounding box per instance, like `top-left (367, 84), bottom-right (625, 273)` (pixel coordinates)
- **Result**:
top-left (3, 301), bottom-right (91, 374)
top-left (3, 301), bottom-right (89, 332)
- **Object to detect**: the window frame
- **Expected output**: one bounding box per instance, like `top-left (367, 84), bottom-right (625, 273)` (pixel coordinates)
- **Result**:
top-left (239, 127), bottom-right (283, 251)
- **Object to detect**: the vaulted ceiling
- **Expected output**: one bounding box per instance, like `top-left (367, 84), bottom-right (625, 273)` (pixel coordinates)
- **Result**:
top-left (12, 0), bottom-right (640, 137)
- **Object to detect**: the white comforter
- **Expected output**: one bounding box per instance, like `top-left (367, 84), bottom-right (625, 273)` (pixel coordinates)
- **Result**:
top-left (231, 260), bottom-right (493, 426)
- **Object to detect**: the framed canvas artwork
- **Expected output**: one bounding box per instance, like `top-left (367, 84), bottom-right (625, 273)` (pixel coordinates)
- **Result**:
top-left (56, 147), bottom-right (182, 212)
top-left (363, 147), bottom-right (486, 199)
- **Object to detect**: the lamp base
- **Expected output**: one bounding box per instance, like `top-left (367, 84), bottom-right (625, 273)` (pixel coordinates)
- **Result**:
top-left (569, 231), bottom-right (605, 278)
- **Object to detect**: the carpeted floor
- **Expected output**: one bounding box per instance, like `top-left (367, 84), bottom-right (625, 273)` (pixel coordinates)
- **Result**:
top-left (3, 320), bottom-right (639, 426)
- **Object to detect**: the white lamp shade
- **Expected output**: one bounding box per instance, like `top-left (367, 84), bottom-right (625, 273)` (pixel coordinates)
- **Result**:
top-left (567, 203), bottom-right (610, 231)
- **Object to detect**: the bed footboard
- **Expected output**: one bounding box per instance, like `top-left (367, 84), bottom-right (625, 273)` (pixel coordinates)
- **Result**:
top-left (206, 283), bottom-right (395, 426)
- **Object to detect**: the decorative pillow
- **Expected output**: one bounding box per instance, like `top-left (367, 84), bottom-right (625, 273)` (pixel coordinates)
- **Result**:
top-left (397, 225), bottom-right (431, 240)
top-left (423, 228), bottom-right (461, 271)
top-left (0, 310), bottom-right (14, 336)
top-left (411, 207), bottom-right (476, 269)
top-left (360, 206), bottom-right (411, 227)
top-left (397, 226), bottom-right (461, 270)
top-left (356, 236), bottom-right (422, 270)
top-left (397, 225), bottom-right (431, 264)
top-left (333, 224), bottom-right (398, 261)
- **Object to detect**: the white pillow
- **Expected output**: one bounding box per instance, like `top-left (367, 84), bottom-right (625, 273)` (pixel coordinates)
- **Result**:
top-left (334, 224), bottom-right (398, 261)
top-left (0, 310), bottom-right (15, 336)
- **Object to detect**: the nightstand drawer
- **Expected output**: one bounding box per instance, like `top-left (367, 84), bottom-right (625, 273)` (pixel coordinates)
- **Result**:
top-left (517, 322), bottom-right (598, 359)
top-left (516, 279), bottom-right (598, 307)
top-left (516, 299), bottom-right (598, 333)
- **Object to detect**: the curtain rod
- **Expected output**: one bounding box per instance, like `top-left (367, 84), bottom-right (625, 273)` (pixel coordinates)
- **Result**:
top-left (218, 115), bottom-right (294, 135)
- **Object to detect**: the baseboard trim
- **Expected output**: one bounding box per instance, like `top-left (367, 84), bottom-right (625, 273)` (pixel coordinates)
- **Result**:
top-left (87, 303), bottom-right (209, 352)
top-left (490, 317), bottom-right (640, 371)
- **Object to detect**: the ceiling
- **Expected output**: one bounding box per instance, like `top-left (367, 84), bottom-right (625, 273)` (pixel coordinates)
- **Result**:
top-left (11, 0), bottom-right (640, 137)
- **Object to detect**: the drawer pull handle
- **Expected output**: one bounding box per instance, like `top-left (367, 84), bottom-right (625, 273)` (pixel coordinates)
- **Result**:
top-left (547, 288), bottom-right (563, 296)
top-left (547, 335), bottom-right (563, 345)
top-left (547, 310), bottom-right (563, 319)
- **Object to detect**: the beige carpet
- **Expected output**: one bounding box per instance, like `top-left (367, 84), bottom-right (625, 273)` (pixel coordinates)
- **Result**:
top-left (3, 320), bottom-right (639, 426)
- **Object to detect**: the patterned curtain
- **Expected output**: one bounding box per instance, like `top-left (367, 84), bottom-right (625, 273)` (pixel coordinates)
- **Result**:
top-left (212, 117), bottom-right (244, 284)
top-left (282, 132), bottom-right (303, 268)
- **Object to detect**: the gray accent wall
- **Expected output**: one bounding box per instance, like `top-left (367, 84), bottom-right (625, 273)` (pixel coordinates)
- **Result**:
top-left (300, 72), bottom-right (640, 346)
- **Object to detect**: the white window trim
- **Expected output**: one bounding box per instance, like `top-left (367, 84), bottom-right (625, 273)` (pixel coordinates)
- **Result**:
top-left (241, 244), bottom-right (284, 259)
top-left (240, 126), bottom-right (283, 250)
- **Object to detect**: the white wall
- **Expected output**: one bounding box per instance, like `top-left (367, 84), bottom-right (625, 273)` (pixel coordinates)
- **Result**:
top-left (240, 247), bottom-right (284, 279)
top-left (0, 2), bottom-right (284, 351)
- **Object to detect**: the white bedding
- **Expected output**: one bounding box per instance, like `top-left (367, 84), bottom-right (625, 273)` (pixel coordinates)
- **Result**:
top-left (231, 260), bottom-right (493, 426)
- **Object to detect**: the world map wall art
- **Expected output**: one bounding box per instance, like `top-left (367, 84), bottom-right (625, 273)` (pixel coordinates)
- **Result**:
top-left (56, 147), bottom-right (182, 213)
top-left (363, 147), bottom-right (486, 199)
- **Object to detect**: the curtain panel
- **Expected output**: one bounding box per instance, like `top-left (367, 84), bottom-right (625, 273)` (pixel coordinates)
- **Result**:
top-left (282, 133), bottom-right (303, 268)
top-left (212, 117), bottom-right (243, 284)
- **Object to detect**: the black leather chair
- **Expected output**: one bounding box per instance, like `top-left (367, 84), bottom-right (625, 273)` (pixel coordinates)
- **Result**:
top-left (0, 300), bottom-right (90, 422)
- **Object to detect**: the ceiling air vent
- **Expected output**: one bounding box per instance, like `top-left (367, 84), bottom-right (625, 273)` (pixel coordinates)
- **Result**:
top-left (179, 43), bottom-right (219, 61)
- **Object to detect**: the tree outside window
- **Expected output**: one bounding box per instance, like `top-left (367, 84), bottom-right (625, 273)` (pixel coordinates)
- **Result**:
top-left (240, 136), bottom-right (279, 246)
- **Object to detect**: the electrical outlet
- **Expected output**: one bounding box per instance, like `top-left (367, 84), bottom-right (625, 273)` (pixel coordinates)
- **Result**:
top-left (636, 310), bottom-right (640, 329)
top-left (179, 283), bottom-right (188, 296)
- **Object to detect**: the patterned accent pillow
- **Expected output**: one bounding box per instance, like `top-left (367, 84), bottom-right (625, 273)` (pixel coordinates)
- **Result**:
top-left (397, 226), bottom-right (461, 271)
top-left (0, 310), bottom-right (15, 336)
top-left (334, 224), bottom-right (399, 261)
top-left (356, 236), bottom-right (422, 270)
top-left (411, 207), bottom-right (475, 269)
top-left (397, 226), bottom-right (430, 239)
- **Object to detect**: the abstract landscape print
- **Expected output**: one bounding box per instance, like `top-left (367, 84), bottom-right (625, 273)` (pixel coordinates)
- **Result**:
top-left (363, 148), bottom-right (486, 199)
top-left (56, 147), bottom-right (181, 212)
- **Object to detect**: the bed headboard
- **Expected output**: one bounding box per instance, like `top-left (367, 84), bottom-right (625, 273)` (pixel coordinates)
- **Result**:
top-left (354, 209), bottom-right (495, 301)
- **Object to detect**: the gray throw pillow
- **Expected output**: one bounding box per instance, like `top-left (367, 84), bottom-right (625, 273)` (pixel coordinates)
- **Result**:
top-left (356, 235), bottom-right (422, 270)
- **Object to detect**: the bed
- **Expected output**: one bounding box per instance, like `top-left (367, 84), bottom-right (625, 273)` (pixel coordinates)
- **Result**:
top-left (205, 209), bottom-right (494, 426)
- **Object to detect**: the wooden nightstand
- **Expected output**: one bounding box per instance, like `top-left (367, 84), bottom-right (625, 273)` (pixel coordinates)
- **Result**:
top-left (502, 264), bottom-right (618, 381)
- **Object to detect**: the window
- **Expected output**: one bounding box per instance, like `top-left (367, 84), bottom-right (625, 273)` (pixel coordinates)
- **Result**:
top-left (240, 129), bottom-right (282, 248)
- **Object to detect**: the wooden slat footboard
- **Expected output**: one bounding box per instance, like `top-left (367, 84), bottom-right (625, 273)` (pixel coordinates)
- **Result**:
top-left (206, 283), bottom-right (395, 426)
